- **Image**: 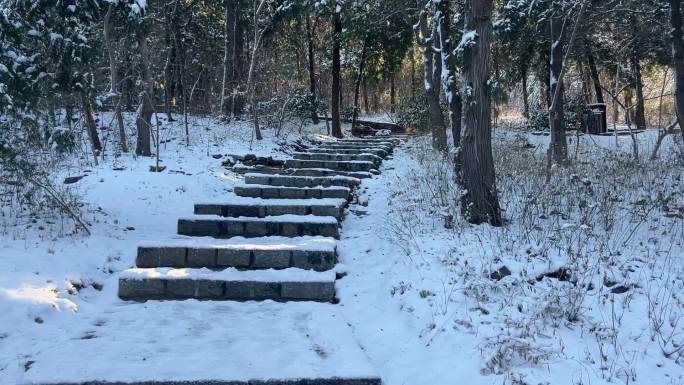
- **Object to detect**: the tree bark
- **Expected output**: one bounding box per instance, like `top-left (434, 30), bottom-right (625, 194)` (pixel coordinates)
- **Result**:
top-left (351, 36), bottom-right (368, 134)
top-left (522, 67), bottom-right (529, 118)
top-left (548, 15), bottom-right (568, 164)
top-left (172, 13), bottom-right (190, 145)
top-left (363, 78), bottom-right (369, 113)
top-left (460, 0), bottom-right (501, 226)
top-left (230, 0), bottom-right (245, 119)
top-left (104, 5), bottom-right (128, 153)
top-left (81, 91), bottom-right (102, 155)
top-left (135, 30), bottom-right (153, 157)
top-left (330, 4), bottom-right (343, 138)
top-left (578, 59), bottom-right (592, 104)
top-left (436, 0), bottom-right (462, 149)
top-left (163, 3), bottom-right (176, 122)
top-left (586, 46), bottom-right (604, 103)
top-left (670, 0), bottom-right (684, 138)
top-left (624, 88), bottom-right (634, 125)
top-left (247, 0), bottom-right (267, 141)
top-left (220, 0), bottom-right (236, 116)
top-left (632, 51), bottom-right (646, 130)
top-left (306, 15), bottom-right (319, 124)
top-left (414, 8), bottom-right (447, 151)
top-left (390, 75), bottom-right (396, 113)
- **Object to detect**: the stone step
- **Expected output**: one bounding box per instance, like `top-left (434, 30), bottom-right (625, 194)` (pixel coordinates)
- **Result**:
top-left (332, 139), bottom-right (396, 147)
top-left (244, 173), bottom-right (361, 188)
top-left (178, 214), bottom-right (340, 238)
top-left (118, 267), bottom-right (336, 302)
top-left (318, 143), bottom-right (393, 152)
top-left (234, 184), bottom-right (352, 199)
top-left (307, 148), bottom-right (388, 157)
top-left (293, 152), bottom-right (382, 165)
top-left (284, 159), bottom-right (377, 173)
top-left (135, 236), bottom-right (337, 271)
top-left (232, 165), bottom-right (372, 179)
top-left (194, 197), bottom-right (347, 219)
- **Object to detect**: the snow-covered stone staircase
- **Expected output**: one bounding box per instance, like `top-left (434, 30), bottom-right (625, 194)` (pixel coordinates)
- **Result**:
top-left (117, 136), bottom-right (402, 305)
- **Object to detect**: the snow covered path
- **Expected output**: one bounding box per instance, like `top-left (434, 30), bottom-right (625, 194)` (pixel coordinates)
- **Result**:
top-left (1, 131), bottom-right (405, 384)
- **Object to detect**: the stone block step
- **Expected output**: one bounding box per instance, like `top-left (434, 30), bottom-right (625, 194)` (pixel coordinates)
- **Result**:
top-left (235, 184), bottom-right (352, 199)
top-left (118, 267), bottom-right (336, 302)
top-left (307, 148), bottom-right (388, 157)
top-left (178, 214), bottom-right (340, 238)
top-left (318, 143), bottom-right (393, 152)
top-left (284, 159), bottom-right (377, 173)
top-left (293, 152), bottom-right (382, 165)
top-left (332, 139), bottom-right (395, 147)
top-left (135, 236), bottom-right (337, 271)
top-left (244, 173), bottom-right (361, 188)
top-left (232, 165), bottom-right (372, 179)
top-left (194, 197), bottom-right (347, 219)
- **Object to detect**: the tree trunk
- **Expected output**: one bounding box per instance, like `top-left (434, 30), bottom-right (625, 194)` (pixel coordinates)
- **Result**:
top-left (632, 51), bottom-right (646, 130)
top-left (306, 15), bottom-right (319, 124)
top-left (460, 0), bottom-right (501, 226)
top-left (220, 0), bottom-right (236, 116)
top-left (247, 1), bottom-right (266, 141)
top-left (247, 43), bottom-right (262, 140)
top-left (548, 15), bottom-right (568, 164)
top-left (230, 0), bottom-right (245, 119)
top-left (586, 46), bottom-right (604, 103)
top-left (163, 3), bottom-right (176, 122)
top-left (390, 75), bottom-right (396, 113)
top-left (104, 5), bottom-right (128, 153)
top-left (624, 88), bottom-right (633, 125)
top-left (172, 16), bottom-right (190, 145)
top-left (81, 91), bottom-right (102, 155)
top-left (410, 46), bottom-right (416, 99)
top-left (522, 67), bottom-right (529, 118)
top-left (363, 78), bottom-right (369, 113)
top-left (578, 59), bottom-right (592, 104)
top-left (436, 0), bottom-right (462, 150)
top-left (351, 36), bottom-right (368, 134)
top-left (415, 9), bottom-right (447, 151)
top-left (670, 0), bottom-right (684, 138)
top-left (135, 30), bottom-right (153, 157)
top-left (330, 5), bottom-right (343, 138)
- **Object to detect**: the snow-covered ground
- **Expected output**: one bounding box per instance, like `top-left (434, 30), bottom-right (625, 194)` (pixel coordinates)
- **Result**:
top-left (2, 114), bottom-right (684, 384)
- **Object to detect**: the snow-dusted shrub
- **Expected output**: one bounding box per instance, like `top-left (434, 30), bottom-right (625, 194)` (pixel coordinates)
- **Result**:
top-left (387, 132), bottom-right (684, 379)
top-left (395, 94), bottom-right (433, 132)
top-left (0, 118), bottom-right (87, 236)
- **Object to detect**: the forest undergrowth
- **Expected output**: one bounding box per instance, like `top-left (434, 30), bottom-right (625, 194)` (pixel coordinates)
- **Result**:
top-left (386, 132), bottom-right (684, 383)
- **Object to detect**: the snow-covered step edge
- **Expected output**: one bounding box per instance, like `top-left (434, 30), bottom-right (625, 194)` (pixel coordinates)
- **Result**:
top-left (292, 152), bottom-right (383, 164)
top-left (138, 235), bottom-right (337, 251)
top-left (244, 173), bottom-right (362, 188)
top-left (284, 159), bottom-right (378, 173)
top-left (136, 236), bottom-right (337, 271)
top-left (180, 214), bottom-right (339, 224)
top-left (318, 142), bottom-right (393, 151)
top-left (195, 196), bottom-right (348, 206)
top-left (118, 267), bottom-right (336, 302)
top-left (177, 214), bottom-right (340, 239)
top-left (232, 165), bottom-right (373, 179)
top-left (306, 148), bottom-right (388, 157)
top-left (234, 184), bottom-right (352, 200)
top-left (194, 197), bottom-right (348, 219)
